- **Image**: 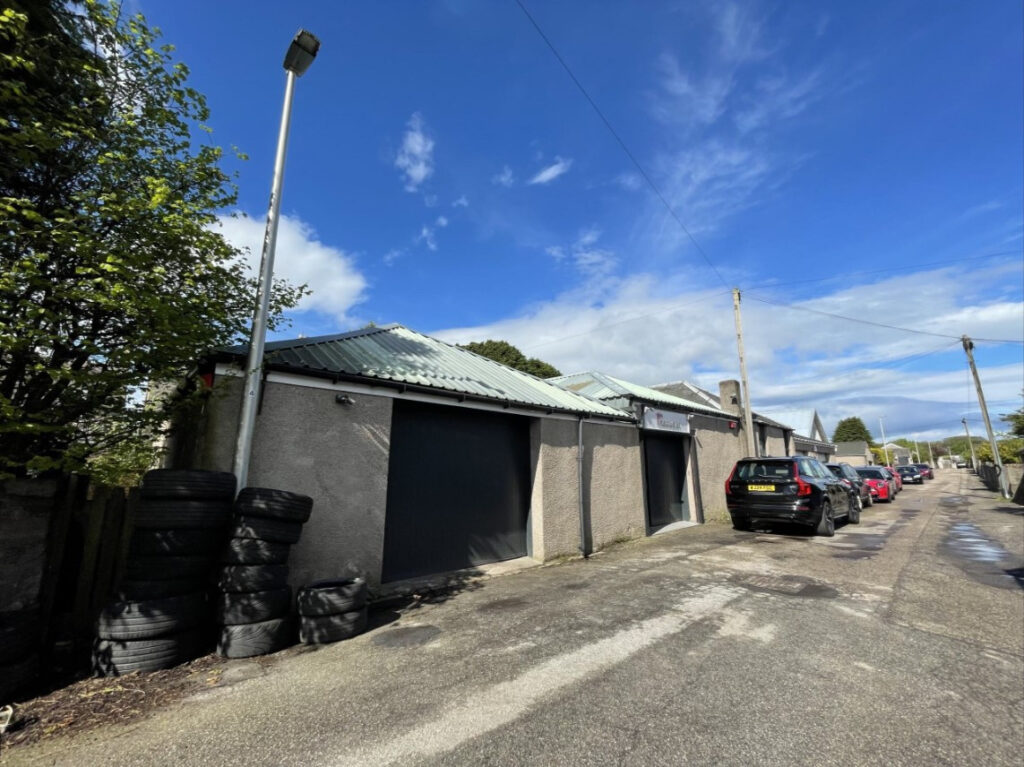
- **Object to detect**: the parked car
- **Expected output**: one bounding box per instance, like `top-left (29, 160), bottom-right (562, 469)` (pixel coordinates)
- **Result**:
top-left (897, 465), bottom-right (924, 484)
top-left (914, 463), bottom-right (934, 479)
top-left (955, 460), bottom-right (968, 469)
top-left (884, 466), bottom-right (903, 493)
top-left (726, 456), bottom-right (855, 537)
top-left (855, 466), bottom-right (894, 502)
top-left (826, 462), bottom-right (872, 510)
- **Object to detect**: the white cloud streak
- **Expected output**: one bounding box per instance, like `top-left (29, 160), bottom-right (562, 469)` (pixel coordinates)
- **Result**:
top-left (528, 157), bottom-right (573, 185)
top-left (216, 212), bottom-right (367, 325)
top-left (394, 112), bottom-right (434, 192)
top-left (492, 166), bottom-right (515, 187)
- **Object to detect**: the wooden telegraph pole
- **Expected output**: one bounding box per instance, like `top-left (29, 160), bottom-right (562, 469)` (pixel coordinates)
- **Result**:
top-left (961, 336), bottom-right (1011, 498)
top-left (732, 288), bottom-right (758, 458)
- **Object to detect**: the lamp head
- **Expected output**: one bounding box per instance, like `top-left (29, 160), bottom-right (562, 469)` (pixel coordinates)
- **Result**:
top-left (284, 29), bottom-right (320, 76)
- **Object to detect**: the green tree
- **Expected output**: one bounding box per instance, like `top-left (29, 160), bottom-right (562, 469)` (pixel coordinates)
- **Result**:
top-left (460, 340), bottom-right (562, 378)
top-left (0, 1), bottom-right (303, 477)
top-left (1002, 395), bottom-right (1024, 437)
top-left (832, 417), bottom-right (874, 444)
top-left (976, 438), bottom-right (1024, 465)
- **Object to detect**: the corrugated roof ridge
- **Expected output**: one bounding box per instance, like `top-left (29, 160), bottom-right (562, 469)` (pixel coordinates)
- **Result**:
top-left (264, 323), bottom-right (401, 351)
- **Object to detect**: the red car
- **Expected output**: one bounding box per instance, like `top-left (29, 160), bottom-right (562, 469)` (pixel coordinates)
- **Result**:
top-left (884, 466), bottom-right (903, 493)
top-left (915, 463), bottom-right (934, 479)
top-left (856, 466), bottom-right (893, 502)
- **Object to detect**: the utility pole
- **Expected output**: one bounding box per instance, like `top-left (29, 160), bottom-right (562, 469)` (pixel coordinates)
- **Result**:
top-left (962, 418), bottom-right (978, 469)
top-left (879, 417), bottom-right (890, 466)
top-left (913, 439), bottom-right (920, 463)
top-left (961, 336), bottom-right (1011, 498)
top-left (732, 288), bottom-right (757, 458)
top-left (927, 441), bottom-right (935, 466)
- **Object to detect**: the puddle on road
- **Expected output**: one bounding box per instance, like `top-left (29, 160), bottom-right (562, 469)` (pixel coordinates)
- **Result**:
top-left (476, 597), bottom-right (529, 613)
top-left (944, 522), bottom-right (1022, 590)
top-left (371, 625), bottom-right (442, 648)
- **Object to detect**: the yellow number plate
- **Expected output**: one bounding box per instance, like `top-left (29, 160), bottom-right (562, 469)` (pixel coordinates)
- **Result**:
top-left (748, 484), bottom-right (775, 492)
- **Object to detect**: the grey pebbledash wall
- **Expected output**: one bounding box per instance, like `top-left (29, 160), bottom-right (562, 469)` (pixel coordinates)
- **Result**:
top-left (201, 376), bottom-right (393, 593)
top-left (197, 374), bottom-right (649, 591)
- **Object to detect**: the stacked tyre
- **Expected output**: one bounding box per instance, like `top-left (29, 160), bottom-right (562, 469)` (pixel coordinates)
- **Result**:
top-left (94, 469), bottom-right (235, 676)
top-left (0, 609), bottom-right (40, 702)
top-left (215, 488), bottom-right (313, 659)
top-left (297, 578), bottom-right (368, 645)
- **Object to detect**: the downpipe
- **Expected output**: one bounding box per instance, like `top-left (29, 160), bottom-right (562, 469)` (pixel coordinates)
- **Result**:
top-left (578, 416), bottom-right (588, 558)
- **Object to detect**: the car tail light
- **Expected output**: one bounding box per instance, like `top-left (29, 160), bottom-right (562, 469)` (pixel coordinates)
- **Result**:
top-left (794, 473), bottom-right (811, 497)
top-left (724, 466), bottom-right (736, 496)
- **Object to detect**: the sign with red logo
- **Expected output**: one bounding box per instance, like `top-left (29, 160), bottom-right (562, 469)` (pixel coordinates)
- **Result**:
top-left (642, 406), bottom-right (690, 434)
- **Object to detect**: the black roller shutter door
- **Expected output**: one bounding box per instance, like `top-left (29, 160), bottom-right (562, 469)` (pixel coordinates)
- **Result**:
top-left (382, 400), bottom-right (531, 583)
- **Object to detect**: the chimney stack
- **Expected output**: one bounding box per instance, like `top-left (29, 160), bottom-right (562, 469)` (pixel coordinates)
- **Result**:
top-left (719, 380), bottom-right (742, 415)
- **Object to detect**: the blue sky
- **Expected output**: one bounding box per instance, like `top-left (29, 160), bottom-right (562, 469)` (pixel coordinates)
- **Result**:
top-left (149, 0), bottom-right (1022, 441)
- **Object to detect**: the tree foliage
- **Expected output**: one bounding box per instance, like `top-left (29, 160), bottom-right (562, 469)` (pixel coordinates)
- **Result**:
top-left (831, 417), bottom-right (873, 444)
top-left (1002, 395), bottom-right (1024, 438)
top-left (460, 340), bottom-right (562, 379)
top-left (0, 1), bottom-right (303, 477)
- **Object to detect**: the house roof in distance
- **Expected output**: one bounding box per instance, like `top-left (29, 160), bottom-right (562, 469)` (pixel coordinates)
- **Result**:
top-left (550, 371), bottom-right (730, 416)
top-left (219, 324), bottom-right (630, 420)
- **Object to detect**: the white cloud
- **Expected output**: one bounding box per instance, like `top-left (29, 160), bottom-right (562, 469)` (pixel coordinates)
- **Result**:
top-left (452, 195), bottom-right (470, 207)
top-left (545, 228), bottom-right (617, 279)
top-left (435, 215), bottom-right (448, 228)
top-left (383, 249), bottom-right (404, 266)
top-left (216, 212), bottom-right (367, 325)
top-left (528, 156), bottom-right (573, 185)
top-left (433, 261), bottom-right (1023, 439)
top-left (492, 166), bottom-right (515, 187)
top-left (416, 225), bottom-right (438, 251)
top-left (394, 112), bottom-right (434, 192)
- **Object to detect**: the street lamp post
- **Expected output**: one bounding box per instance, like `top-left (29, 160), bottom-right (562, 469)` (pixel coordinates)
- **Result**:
top-left (879, 417), bottom-right (890, 467)
top-left (233, 30), bottom-right (320, 491)
top-left (962, 418), bottom-right (978, 470)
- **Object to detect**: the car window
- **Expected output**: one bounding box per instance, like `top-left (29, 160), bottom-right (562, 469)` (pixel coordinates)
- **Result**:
top-left (797, 458), bottom-right (813, 477)
top-left (812, 460), bottom-right (832, 478)
top-left (736, 461), bottom-right (793, 480)
top-left (843, 466), bottom-right (860, 480)
top-left (826, 465), bottom-right (843, 478)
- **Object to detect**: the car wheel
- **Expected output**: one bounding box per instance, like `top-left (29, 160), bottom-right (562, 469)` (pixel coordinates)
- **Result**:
top-left (848, 497), bottom-right (861, 524)
top-left (816, 501), bottom-right (835, 537)
top-left (864, 493), bottom-right (872, 507)
top-left (731, 516), bottom-right (749, 531)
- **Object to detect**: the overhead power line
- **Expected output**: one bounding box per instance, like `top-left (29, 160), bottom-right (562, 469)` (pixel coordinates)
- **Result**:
top-left (743, 293), bottom-right (1024, 344)
top-left (513, 0), bottom-right (729, 289)
top-left (743, 250), bottom-right (1022, 289)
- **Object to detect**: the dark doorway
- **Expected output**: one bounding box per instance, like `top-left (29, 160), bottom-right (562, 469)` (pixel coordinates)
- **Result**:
top-left (381, 400), bottom-right (531, 583)
top-left (643, 432), bottom-right (690, 528)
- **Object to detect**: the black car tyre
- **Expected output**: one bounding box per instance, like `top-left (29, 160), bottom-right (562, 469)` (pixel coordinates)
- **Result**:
top-left (216, 565), bottom-right (289, 593)
top-left (134, 499), bottom-right (232, 530)
top-left (297, 578), bottom-right (367, 617)
top-left (0, 653), bottom-right (39, 702)
top-left (217, 617), bottom-right (292, 658)
top-left (215, 587), bottom-right (291, 625)
top-left (731, 516), bottom-right (750, 532)
top-left (124, 555), bottom-right (212, 581)
top-left (864, 492), bottom-right (872, 507)
top-left (221, 538), bottom-right (291, 565)
top-left (848, 497), bottom-right (861, 524)
top-left (299, 608), bottom-right (367, 645)
top-left (0, 609), bottom-right (40, 665)
top-left (97, 592), bottom-right (206, 641)
top-left (129, 529), bottom-right (223, 557)
top-left (230, 515), bottom-right (303, 545)
top-left (112, 578), bottom-right (206, 601)
top-left (816, 500), bottom-right (835, 537)
top-left (141, 469), bottom-right (236, 500)
top-left (93, 628), bottom-right (206, 676)
top-left (235, 488), bottom-right (314, 524)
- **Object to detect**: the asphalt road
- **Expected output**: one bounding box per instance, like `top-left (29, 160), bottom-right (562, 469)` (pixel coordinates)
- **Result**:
top-left (9, 470), bottom-right (1024, 766)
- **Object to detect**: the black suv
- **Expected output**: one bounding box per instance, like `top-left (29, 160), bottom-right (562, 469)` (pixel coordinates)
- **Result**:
top-left (725, 456), bottom-right (855, 536)
top-left (826, 462), bottom-right (872, 510)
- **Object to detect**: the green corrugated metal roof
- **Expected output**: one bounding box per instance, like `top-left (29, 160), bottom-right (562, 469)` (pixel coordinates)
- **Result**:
top-left (550, 372), bottom-right (730, 416)
top-left (221, 325), bottom-right (630, 419)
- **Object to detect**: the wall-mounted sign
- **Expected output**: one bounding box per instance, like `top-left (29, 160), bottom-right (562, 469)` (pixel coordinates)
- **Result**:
top-left (642, 406), bottom-right (690, 434)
